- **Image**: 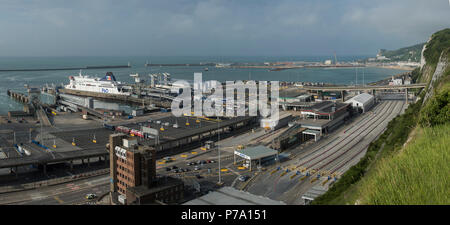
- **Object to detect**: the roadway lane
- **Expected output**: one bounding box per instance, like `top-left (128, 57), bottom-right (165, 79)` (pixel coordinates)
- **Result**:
top-left (0, 175), bottom-right (109, 205)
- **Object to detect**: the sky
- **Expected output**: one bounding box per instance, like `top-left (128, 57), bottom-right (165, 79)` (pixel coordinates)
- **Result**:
top-left (0, 0), bottom-right (449, 57)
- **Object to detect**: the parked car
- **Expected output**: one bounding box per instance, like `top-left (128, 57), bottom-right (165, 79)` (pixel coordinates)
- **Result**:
top-left (210, 160), bottom-right (215, 163)
top-left (85, 193), bottom-right (97, 200)
top-left (238, 176), bottom-right (249, 182)
top-left (165, 167), bottom-right (171, 171)
top-left (171, 166), bottom-right (178, 170)
top-left (194, 166), bottom-right (200, 171)
top-left (196, 174), bottom-right (203, 179)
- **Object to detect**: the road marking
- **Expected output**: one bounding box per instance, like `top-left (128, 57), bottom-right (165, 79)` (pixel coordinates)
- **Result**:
top-left (71, 186), bottom-right (80, 191)
top-left (53, 196), bottom-right (64, 204)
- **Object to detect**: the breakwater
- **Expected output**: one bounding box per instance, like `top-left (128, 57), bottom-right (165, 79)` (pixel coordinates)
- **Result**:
top-left (0, 64), bottom-right (130, 72)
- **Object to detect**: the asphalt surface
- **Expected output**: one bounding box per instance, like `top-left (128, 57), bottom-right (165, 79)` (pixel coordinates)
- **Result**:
top-left (0, 175), bottom-right (109, 205)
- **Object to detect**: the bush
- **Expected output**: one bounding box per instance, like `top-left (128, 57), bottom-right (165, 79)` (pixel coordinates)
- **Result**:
top-left (423, 28), bottom-right (450, 65)
top-left (419, 84), bottom-right (450, 127)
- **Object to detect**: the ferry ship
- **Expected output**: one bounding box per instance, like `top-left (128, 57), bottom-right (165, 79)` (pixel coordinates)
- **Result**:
top-left (65, 71), bottom-right (132, 95)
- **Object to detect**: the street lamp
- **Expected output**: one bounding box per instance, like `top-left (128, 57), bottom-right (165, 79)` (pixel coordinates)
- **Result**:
top-left (217, 116), bottom-right (222, 185)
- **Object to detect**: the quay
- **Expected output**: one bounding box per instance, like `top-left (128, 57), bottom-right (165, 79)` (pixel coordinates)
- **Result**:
top-left (58, 88), bottom-right (172, 108)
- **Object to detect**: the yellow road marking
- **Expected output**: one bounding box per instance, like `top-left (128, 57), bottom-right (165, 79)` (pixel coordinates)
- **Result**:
top-left (53, 196), bottom-right (64, 204)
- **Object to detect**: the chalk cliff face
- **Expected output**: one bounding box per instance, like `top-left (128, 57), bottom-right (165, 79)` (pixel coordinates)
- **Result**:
top-left (419, 38), bottom-right (430, 69)
top-left (423, 49), bottom-right (449, 104)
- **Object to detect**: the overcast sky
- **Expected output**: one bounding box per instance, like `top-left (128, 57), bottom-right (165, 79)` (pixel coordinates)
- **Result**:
top-left (0, 0), bottom-right (449, 57)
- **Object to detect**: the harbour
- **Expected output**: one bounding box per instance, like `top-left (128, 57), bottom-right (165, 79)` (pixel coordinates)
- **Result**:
top-left (0, 55), bottom-right (426, 207)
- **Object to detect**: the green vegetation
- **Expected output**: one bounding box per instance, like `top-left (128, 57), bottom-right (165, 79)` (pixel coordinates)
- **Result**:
top-left (358, 123), bottom-right (449, 204)
top-left (423, 28), bottom-right (450, 66)
top-left (411, 67), bottom-right (421, 83)
top-left (379, 43), bottom-right (425, 62)
top-left (419, 81), bottom-right (450, 126)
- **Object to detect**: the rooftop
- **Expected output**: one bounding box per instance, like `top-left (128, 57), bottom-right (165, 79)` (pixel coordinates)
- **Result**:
top-left (235, 145), bottom-right (278, 160)
top-left (183, 186), bottom-right (286, 205)
top-left (303, 101), bottom-right (349, 115)
top-left (303, 129), bottom-right (321, 135)
top-left (136, 115), bottom-right (254, 144)
top-left (345, 93), bottom-right (374, 104)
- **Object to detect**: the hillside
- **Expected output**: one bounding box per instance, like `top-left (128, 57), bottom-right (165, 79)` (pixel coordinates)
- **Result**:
top-left (313, 28), bottom-right (450, 205)
top-left (379, 43), bottom-right (425, 62)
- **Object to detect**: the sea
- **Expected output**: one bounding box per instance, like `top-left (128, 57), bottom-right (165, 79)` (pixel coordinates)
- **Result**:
top-left (0, 56), bottom-right (408, 115)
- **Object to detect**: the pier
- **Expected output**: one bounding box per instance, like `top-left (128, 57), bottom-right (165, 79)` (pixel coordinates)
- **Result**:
top-left (7, 90), bottom-right (30, 104)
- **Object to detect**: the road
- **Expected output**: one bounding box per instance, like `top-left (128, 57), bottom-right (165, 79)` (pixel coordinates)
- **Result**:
top-left (0, 175), bottom-right (109, 205)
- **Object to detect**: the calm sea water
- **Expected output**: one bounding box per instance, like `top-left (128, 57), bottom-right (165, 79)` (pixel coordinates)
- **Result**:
top-left (0, 56), bottom-right (407, 115)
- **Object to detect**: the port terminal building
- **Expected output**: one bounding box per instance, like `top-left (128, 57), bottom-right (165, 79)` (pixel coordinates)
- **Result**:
top-left (120, 115), bottom-right (257, 158)
top-left (297, 101), bottom-right (351, 137)
top-left (109, 133), bottom-right (184, 205)
top-left (345, 93), bottom-right (375, 113)
top-left (234, 145), bottom-right (279, 171)
top-left (183, 186), bottom-right (286, 205)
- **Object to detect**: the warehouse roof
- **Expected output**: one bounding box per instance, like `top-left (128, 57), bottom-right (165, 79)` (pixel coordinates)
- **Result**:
top-left (303, 129), bottom-right (321, 135)
top-left (234, 145), bottom-right (278, 160)
top-left (345, 93), bottom-right (374, 105)
top-left (183, 186), bottom-right (286, 205)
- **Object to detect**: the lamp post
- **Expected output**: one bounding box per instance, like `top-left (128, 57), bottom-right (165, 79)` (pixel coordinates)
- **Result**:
top-left (217, 116), bottom-right (222, 185)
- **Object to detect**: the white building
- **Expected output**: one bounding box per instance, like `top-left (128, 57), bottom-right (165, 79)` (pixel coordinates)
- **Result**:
top-left (393, 78), bottom-right (403, 85)
top-left (376, 55), bottom-right (389, 60)
top-left (389, 76), bottom-right (403, 86)
top-left (345, 93), bottom-right (374, 113)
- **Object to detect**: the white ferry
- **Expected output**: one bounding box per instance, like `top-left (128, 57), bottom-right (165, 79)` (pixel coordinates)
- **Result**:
top-left (65, 71), bottom-right (132, 95)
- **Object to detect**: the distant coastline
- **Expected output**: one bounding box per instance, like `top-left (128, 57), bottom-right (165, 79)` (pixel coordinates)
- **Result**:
top-left (367, 65), bottom-right (416, 71)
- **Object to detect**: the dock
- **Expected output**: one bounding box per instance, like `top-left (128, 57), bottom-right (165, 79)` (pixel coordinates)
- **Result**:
top-left (58, 88), bottom-right (172, 108)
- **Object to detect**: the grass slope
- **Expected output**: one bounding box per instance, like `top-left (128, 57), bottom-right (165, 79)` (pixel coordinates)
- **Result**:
top-left (357, 124), bottom-right (449, 204)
